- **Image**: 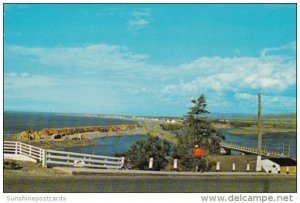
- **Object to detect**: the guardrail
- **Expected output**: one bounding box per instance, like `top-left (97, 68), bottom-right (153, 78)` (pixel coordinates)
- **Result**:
top-left (45, 149), bottom-right (124, 169)
top-left (220, 142), bottom-right (288, 158)
top-left (4, 141), bottom-right (124, 169)
top-left (4, 141), bottom-right (44, 162)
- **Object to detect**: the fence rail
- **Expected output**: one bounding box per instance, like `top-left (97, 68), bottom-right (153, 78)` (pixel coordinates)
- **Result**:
top-left (4, 141), bottom-right (44, 162)
top-left (45, 149), bottom-right (124, 169)
top-left (4, 141), bottom-right (124, 169)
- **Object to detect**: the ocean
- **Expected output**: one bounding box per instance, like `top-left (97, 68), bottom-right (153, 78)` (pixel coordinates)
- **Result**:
top-left (3, 111), bottom-right (296, 159)
top-left (4, 111), bottom-right (136, 135)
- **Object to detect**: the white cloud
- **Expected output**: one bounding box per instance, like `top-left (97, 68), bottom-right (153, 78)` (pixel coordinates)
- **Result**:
top-left (132, 9), bottom-right (150, 17)
top-left (6, 43), bottom-right (296, 95)
top-left (7, 43), bottom-right (296, 96)
top-left (235, 93), bottom-right (256, 100)
top-left (234, 93), bottom-right (296, 112)
top-left (128, 19), bottom-right (149, 29)
top-left (5, 73), bottom-right (59, 88)
top-left (7, 72), bottom-right (17, 77)
top-left (128, 9), bottom-right (151, 30)
top-left (5, 42), bottom-right (296, 114)
top-left (7, 44), bottom-right (149, 72)
top-left (20, 72), bottom-right (30, 77)
top-left (5, 44), bottom-right (163, 105)
top-left (260, 41), bottom-right (296, 57)
top-left (162, 53), bottom-right (295, 94)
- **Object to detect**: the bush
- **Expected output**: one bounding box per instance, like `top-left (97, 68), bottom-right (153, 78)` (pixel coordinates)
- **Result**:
top-left (4, 161), bottom-right (23, 170)
top-left (160, 122), bottom-right (183, 131)
top-left (121, 135), bottom-right (171, 171)
top-left (172, 144), bottom-right (215, 172)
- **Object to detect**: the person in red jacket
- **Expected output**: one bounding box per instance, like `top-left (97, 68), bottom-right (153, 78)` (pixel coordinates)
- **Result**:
top-left (193, 145), bottom-right (204, 158)
top-left (193, 145), bottom-right (204, 172)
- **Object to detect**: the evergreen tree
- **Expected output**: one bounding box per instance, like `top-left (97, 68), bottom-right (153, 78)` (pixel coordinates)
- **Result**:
top-left (184, 94), bottom-right (224, 153)
top-left (171, 94), bottom-right (224, 171)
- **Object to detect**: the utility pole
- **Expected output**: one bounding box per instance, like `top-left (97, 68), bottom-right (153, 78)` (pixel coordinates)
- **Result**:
top-left (256, 92), bottom-right (262, 172)
top-left (257, 93), bottom-right (262, 156)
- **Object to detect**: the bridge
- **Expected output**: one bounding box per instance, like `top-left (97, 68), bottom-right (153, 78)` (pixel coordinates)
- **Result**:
top-left (220, 142), bottom-right (289, 158)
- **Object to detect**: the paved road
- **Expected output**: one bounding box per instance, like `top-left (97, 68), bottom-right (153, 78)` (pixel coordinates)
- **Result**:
top-left (4, 173), bottom-right (296, 193)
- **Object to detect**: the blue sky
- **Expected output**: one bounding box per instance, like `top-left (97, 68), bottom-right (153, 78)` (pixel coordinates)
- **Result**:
top-left (4, 4), bottom-right (296, 116)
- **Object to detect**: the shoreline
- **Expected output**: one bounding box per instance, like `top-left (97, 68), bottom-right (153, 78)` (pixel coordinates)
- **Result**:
top-left (9, 128), bottom-right (148, 150)
top-left (227, 129), bottom-right (296, 135)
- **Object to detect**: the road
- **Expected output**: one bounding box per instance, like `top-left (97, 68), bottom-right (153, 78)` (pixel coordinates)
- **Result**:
top-left (4, 173), bottom-right (296, 193)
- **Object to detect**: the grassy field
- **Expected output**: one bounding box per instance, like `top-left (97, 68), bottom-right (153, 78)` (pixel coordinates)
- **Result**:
top-left (229, 127), bottom-right (296, 135)
top-left (215, 113), bottom-right (296, 135)
top-left (142, 119), bottom-right (178, 144)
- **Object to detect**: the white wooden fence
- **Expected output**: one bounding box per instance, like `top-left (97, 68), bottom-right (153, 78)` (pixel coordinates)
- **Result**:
top-left (4, 141), bottom-right (44, 162)
top-left (45, 149), bottom-right (124, 169)
top-left (4, 141), bottom-right (124, 169)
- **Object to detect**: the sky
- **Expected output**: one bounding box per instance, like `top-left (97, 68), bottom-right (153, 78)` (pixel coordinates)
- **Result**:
top-left (4, 4), bottom-right (296, 116)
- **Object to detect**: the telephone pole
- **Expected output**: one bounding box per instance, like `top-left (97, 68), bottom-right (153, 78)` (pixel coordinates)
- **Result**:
top-left (256, 92), bottom-right (262, 171)
top-left (257, 93), bottom-right (262, 156)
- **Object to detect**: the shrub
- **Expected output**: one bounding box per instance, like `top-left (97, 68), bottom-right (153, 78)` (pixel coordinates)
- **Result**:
top-left (120, 135), bottom-right (171, 171)
top-left (172, 144), bottom-right (215, 172)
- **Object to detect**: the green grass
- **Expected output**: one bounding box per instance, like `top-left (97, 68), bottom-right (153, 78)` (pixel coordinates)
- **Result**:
top-left (143, 119), bottom-right (178, 144)
top-left (229, 127), bottom-right (296, 135)
top-left (214, 113), bottom-right (296, 135)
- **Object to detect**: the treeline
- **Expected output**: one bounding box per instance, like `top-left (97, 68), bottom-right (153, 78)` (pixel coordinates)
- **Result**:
top-left (210, 119), bottom-right (229, 125)
top-left (41, 124), bottom-right (137, 135)
top-left (229, 121), bottom-right (255, 128)
top-left (159, 122), bottom-right (183, 131)
top-left (160, 119), bottom-right (229, 131)
top-left (228, 120), bottom-right (296, 129)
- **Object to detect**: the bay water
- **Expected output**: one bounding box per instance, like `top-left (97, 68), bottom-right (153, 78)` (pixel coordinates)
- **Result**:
top-left (3, 111), bottom-right (296, 158)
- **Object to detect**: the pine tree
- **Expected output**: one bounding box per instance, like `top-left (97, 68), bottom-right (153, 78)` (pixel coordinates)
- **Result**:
top-left (184, 94), bottom-right (224, 153)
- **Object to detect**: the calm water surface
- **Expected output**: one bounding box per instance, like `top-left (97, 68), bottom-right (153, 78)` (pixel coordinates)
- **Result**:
top-left (223, 130), bottom-right (296, 158)
top-left (62, 135), bottom-right (148, 156)
top-left (4, 111), bottom-right (135, 134)
top-left (4, 112), bottom-right (296, 158)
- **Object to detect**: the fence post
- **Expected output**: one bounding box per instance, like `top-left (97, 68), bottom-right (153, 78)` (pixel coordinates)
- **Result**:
top-left (286, 166), bottom-right (289, 174)
top-left (232, 162), bottom-right (236, 172)
top-left (216, 162), bottom-right (220, 172)
top-left (42, 149), bottom-right (47, 168)
top-left (19, 142), bottom-right (22, 154)
top-left (120, 157), bottom-right (125, 169)
top-left (247, 163), bottom-right (250, 172)
top-left (149, 157), bottom-right (153, 170)
top-left (29, 145), bottom-right (32, 157)
top-left (173, 159), bottom-right (178, 171)
top-left (15, 142), bottom-right (18, 154)
top-left (39, 149), bottom-right (42, 162)
top-left (19, 142), bottom-right (22, 155)
top-left (83, 156), bottom-right (86, 166)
